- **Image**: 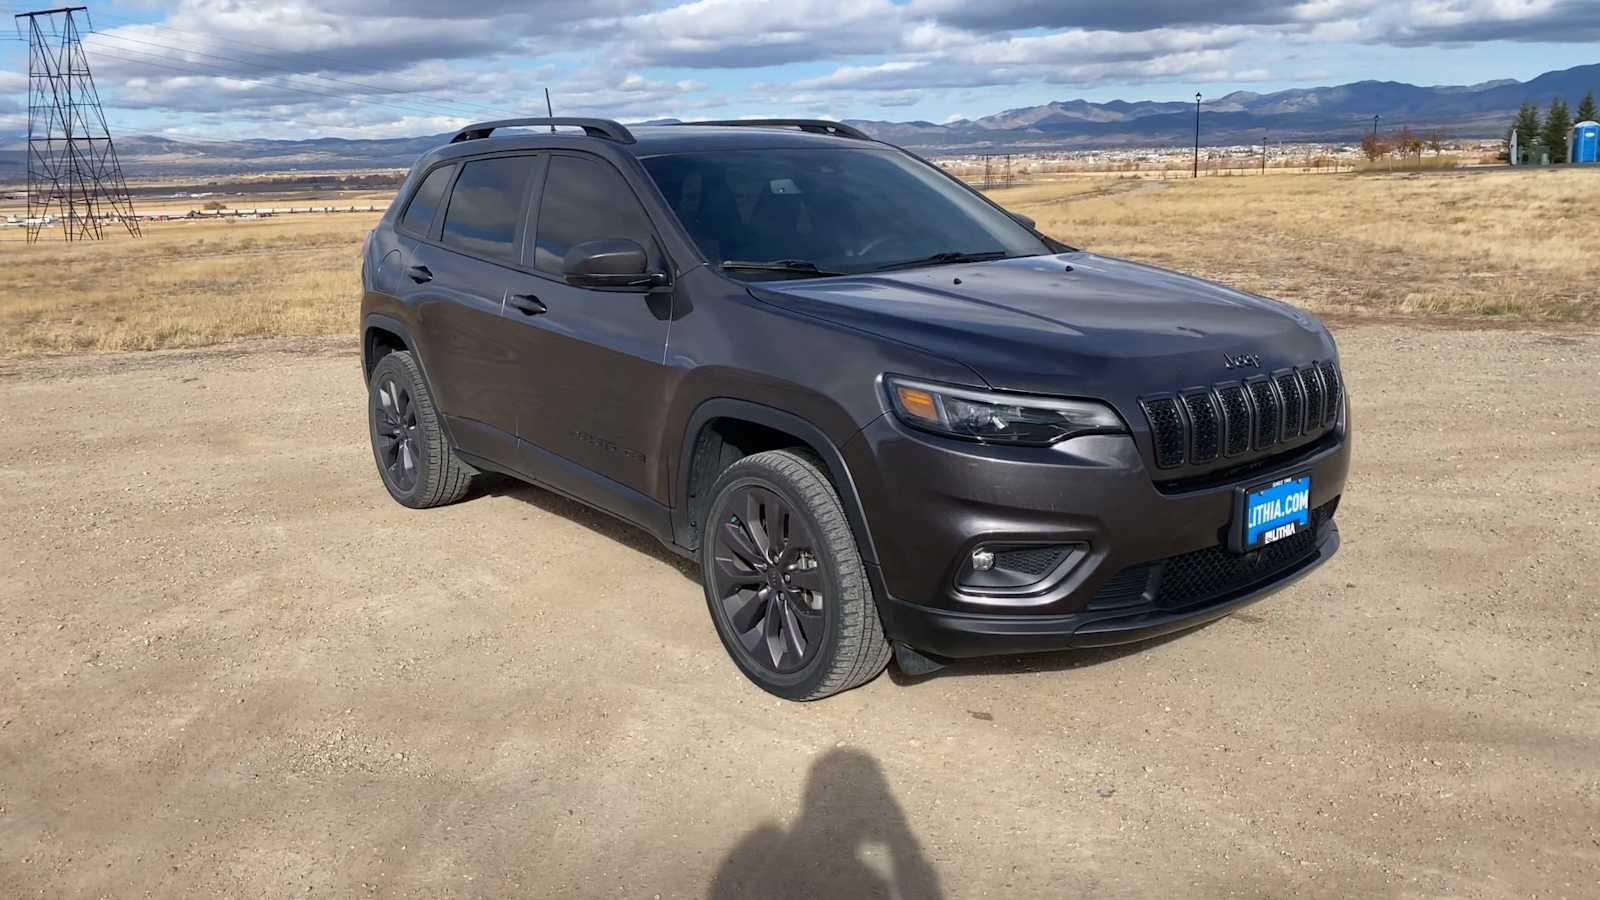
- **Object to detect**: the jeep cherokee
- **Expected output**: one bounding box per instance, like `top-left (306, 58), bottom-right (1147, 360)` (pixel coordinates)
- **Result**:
top-left (360, 117), bottom-right (1349, 700)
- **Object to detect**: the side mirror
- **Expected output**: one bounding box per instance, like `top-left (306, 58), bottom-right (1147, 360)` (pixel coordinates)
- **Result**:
top-left (562, 239), bottom-right (668, 290)
top-left (1008, 211), bottom-right (1036, 230)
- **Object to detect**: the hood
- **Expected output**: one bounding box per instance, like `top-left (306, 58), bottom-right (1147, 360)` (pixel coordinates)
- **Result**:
top-left (747, 252), bottom-right (1336, 397)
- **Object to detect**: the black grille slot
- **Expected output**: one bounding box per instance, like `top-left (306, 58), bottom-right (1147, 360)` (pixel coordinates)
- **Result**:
top-left (1247, 379), bottom-right (1280, 449)
top-left (1300, 367), bottom-right (1326, 431)
top-left (993, 546), bottom-right (1070, 578)
top-left (1154, 503), bottom-right (1333, 610)
top-left (1217, 383), bottom-right (1251, 457)
top-left (1319, 361), bottom-right (1342, 423)
top-left (1180, 390), bottom-right (1220, 463)
top-left (1086, 563), bottom-right (1155, 611)
top-left (1142, 398), bottom-right (1185, 468)
top-left (1276, 372), bottom-right (1304, 439)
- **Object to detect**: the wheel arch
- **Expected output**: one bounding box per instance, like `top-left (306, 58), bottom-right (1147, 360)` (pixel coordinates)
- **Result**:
top-left (674, 399), bottom-right (879, 565)
top-left (362, 313), bottom-right (419, 382)
top-left (362, 312), bottom-right (466, 453)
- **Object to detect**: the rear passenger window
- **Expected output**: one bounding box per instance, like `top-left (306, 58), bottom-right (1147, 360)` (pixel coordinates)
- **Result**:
top-left (399, 164), bottom-right (454, 235)
top-left (534, 155), bottom-right (656, 276)
top-left (441, 156), bottom-right (536, 262)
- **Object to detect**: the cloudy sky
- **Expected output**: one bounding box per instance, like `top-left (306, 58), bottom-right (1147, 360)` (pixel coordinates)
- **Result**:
top-left (2, 0), bottom-right (1597, 140)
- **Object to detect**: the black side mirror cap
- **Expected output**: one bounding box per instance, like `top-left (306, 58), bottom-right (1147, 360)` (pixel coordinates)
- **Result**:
top-left (1008, 211), bottom-right (1036, 230)
top-left (562, 238), bottom-right (668, 290)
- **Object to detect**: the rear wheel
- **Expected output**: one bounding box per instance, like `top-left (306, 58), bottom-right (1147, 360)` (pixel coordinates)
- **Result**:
top-left (701, 450), bottom-right (891, 700)
top-left (367, 350), bottom-right (473, 508)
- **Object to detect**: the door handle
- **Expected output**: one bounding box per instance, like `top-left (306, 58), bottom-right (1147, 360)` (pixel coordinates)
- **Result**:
top-left (508, 293), bottom-right (547, 316)
top-left (406, 264), bottom-right (433, 284)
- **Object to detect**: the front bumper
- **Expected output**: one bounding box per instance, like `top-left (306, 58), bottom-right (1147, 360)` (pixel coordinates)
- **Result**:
top-left (878, 521), bottom-right (1338, 659)
top-left (842, 411), bottom-right (1350, 659)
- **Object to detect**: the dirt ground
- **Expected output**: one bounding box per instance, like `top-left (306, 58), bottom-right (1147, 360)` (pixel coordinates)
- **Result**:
top-left (1, 322), bottom-right (1597, 899)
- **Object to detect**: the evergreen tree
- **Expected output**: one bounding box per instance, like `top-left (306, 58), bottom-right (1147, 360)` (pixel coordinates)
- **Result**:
top-left (1544, 96), bottom-right (1571, 163)
top-left (1513, 102), bottom-right (1542, 163)
top-left (1578, 90), bottom-right (1598, 124)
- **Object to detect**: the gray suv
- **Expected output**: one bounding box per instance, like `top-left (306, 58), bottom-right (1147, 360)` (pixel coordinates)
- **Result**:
top-left (360, 117), bottom-right (1350, 700)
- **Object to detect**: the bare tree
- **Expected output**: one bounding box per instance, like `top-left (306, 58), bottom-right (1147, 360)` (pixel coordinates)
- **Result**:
top-left (1361, 133), bottom-right (1390, 162)
top-left (1425, 129), bottom-right (1447, 156)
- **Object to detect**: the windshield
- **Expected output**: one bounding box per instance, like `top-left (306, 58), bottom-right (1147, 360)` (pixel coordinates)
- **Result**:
top-left (640, 147), bottom-right (1054, 277)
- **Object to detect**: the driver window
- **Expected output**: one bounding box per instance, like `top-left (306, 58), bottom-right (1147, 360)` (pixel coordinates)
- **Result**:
top-left (534, 155), bottom-right (657, 277)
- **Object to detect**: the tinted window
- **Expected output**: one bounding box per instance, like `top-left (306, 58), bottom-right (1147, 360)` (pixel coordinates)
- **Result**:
top-left (399, 164), bottom-right (453, 235)
top-left (441, 156), bottom-right (536, 262)
top-left (534, 156), bottom-right (656, 275)
top-left (640, 148), bottom-right (1052, 276)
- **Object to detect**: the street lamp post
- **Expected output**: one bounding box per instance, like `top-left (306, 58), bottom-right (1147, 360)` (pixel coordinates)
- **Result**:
top-left (1193, 92), bottom-right (1202, 178)
top-left (1372, 114), bottom-right (1381, 137)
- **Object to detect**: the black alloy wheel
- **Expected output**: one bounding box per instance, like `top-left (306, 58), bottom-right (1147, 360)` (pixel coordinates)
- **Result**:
top-left (700, 450), bottom-right (892, 700)
top-left (709, 486), bottom-right (828, 674)
top-left (373, 375), bottom-right (422, 494)
top-left (366, 350), bottom-right (475, 509)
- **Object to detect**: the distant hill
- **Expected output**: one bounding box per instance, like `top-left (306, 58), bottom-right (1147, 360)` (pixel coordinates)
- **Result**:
top-left (846, 63), bottom-right (1600, 152)
top-left (2, 63), bottom-right (1596, 176)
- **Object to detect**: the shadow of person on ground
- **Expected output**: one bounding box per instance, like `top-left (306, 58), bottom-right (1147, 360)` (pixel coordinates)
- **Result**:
top-left (708, 748), bottom-right (944, 900)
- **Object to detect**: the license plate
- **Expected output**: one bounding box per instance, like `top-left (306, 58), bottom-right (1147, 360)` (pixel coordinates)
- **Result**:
top-left (1234, 474), bottom-right (1311, 552)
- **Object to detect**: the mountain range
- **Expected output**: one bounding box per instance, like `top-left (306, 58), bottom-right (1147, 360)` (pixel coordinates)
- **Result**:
top-left (2, 63), bottom-right (1596, 177)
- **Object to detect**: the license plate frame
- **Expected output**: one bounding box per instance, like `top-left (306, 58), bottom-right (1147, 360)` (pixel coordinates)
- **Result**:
top-left (1231, 472), bottom-right (1312, 553)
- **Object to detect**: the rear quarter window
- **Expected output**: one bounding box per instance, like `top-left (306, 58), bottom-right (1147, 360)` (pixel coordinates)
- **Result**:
top-left (398, 164), bottom-right (454, 236)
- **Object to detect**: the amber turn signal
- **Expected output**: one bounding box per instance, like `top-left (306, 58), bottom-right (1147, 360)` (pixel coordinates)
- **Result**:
top-left (893, 385), bottom-right (940, 423)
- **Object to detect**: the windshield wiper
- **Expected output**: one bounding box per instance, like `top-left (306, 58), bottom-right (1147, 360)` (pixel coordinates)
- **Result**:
top-left (872, 250), bottom-right (1011, 272)
top-left (719, 259), bottom-right (845, 277)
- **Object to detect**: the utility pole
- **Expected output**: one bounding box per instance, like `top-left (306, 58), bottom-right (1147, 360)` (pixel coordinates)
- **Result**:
top-left (1372, 114), bottom-right (1381, 138)
top-left (1262, 134), bottom-right (1268, 174)
top-left (14, 6), bottom-right (140, 243)
top-left (1193, 92), bottom-right (1202, 178)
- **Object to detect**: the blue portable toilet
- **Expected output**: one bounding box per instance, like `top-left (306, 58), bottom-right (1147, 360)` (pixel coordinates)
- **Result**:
top-left (1572, 121), bottom-right (1600, 164)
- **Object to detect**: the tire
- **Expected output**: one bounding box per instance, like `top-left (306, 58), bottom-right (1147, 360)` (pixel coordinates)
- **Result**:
top-left (367, 350), bottom-right (474, 509)
top-left (700, 449), bottom-right (892, 700)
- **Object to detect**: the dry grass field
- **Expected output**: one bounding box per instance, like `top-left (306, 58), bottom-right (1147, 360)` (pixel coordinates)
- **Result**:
top-left (1, 166), bottom-right (1596, 357)
top-left (994, 166), bottom-right (1600, 321)
top-left (0, 213), bottom-right (378, 356)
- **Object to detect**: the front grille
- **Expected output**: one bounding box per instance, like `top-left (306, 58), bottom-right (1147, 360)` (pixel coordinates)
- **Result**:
top-left (1085, 501), bottom-right (1335, 614)
top-left (1143, 361), bottom-right (1342, 471)
top-left (1155, 502), bottom-right (1333, 609)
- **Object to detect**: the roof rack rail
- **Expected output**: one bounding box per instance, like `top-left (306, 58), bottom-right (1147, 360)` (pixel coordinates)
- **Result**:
top-left (449, 117), bottom-right (635, 144)
top-left (672, 119), bottom-right (872, 141)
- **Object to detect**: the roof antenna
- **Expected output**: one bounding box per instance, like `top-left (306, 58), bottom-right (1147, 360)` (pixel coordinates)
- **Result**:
top-left (545, 89), bottom-right (555, 133)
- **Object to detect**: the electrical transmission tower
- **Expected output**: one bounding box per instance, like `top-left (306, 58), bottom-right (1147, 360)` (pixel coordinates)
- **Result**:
top-left (14, 6), bottom-right (140, 243)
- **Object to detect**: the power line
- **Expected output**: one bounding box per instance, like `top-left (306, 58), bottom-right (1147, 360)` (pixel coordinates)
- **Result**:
top-left (61, 5), bottom-right (532, 121)
top-left (82, 28), bottom-right (526, 121)
top-left (80, 42), bottom-right (486, 124)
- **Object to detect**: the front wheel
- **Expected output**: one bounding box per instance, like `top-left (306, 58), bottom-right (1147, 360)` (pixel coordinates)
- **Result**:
top-left (700, 450), bottom-right (891, 700)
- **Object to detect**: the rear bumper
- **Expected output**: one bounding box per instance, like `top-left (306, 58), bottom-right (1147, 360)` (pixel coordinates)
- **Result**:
top-left (875, 523), bottom-right (1339, 659)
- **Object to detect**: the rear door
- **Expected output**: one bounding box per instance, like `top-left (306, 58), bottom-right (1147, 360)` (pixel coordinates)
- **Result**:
top-left (501, 152), bottom-right (674, 502)
top-left (400, 153), bottom-right (544, 462)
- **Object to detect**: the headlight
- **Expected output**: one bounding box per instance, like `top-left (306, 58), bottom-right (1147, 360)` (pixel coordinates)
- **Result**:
top-left (886, 376), bottom-right (1126, 446)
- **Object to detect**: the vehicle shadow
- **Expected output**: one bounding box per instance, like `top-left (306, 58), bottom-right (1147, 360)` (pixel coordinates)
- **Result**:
top-left (707, 747), bottom-right (944, 900)
top-left (887, 621), bottom-right (1219, 685)
top-left (477, 475), bottom-right (701, 584)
